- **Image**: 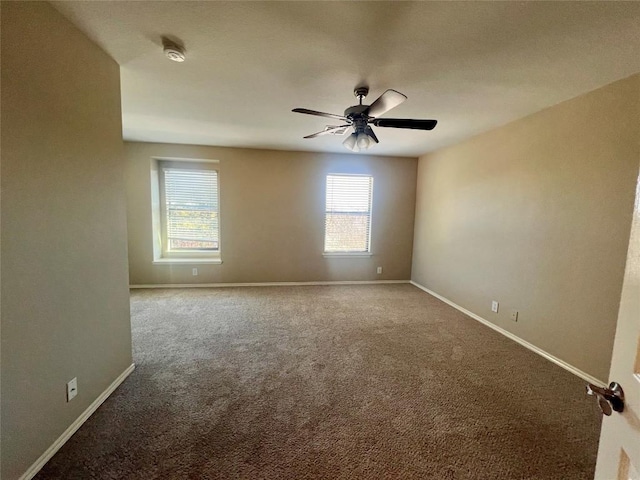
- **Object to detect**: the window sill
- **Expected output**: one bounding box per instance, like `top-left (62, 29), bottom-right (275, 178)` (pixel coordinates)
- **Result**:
top-left (153, 258), bottom-right (222, 265)
top-left (323, 252), bottom-right (372, 258)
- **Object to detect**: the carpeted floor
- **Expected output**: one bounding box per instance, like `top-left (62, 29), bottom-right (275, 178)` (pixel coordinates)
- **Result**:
top-left (36, 284), bottom-right (601, 479)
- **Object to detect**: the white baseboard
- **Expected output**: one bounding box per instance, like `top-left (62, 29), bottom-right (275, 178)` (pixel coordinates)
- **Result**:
top-left (130, 280), bottom-right (410, 289)
top-left (409, 281), bottom-right (605, 386)
top-left (20, 363), bottom-right (136, 480)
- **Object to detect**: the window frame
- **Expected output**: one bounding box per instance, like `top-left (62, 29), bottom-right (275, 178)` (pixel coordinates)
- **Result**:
top-left (151, 157), bottom-right (222, 265)
top-left (323, 173), bottom-right (374, 257)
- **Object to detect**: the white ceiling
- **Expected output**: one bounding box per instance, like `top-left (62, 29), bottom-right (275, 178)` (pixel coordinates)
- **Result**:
top-left (52, 1), bottom-right (640, 158)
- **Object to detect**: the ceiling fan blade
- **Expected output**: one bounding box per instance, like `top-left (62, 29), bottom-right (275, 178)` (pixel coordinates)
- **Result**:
top-left (365, 89), bottom-right (407, 118)
top-left (303, 125), bottom-right (352, 139)
top-left (372, 118), bottom-right (437, 130)
top-left (292, 108), bottom-right (348, 121)
top-left (364, 126), bottom-right (379, 143)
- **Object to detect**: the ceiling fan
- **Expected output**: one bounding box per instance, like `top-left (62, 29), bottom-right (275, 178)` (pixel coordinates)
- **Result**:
top-left (292, 87), bottom-right (437, 152)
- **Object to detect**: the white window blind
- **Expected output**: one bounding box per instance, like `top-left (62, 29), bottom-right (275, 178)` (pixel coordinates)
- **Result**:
top-left (162, 167), bottom-right (219, 252)
top-left (324, 174), bottom-right (373, 253)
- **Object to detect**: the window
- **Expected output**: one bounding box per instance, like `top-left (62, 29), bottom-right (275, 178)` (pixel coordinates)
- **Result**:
top-left (157, 160), bottom-right (220, 260)
top-left (324, 174), bottom-right (373, 254)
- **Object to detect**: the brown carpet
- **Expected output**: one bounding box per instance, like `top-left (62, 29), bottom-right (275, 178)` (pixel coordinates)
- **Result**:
top-left (36, 284), bottom-right (601, 479)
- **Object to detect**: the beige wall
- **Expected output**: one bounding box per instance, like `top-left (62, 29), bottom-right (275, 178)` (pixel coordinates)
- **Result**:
top-left (0, 3), bottom-right (133, 479)
top-left (412, 75), bottom-right (640, 382)
top-left (125, 142), bottom-right (417, 285)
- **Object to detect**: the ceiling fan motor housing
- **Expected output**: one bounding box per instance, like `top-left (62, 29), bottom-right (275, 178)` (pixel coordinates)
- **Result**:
top-left (344, 105), bottom-right (369, 133)
top-left (344, 105), bottom-right (368, 117)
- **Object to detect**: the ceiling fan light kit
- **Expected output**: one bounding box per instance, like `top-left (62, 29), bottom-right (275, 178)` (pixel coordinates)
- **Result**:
top-left (293, 87), bottom-right (437, 152)
top-left (343, 131), bottom-right (375, 152)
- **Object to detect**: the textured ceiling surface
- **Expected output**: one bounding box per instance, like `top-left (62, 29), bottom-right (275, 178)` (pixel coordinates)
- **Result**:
top-left (52, 1), bottom-right (640, 157)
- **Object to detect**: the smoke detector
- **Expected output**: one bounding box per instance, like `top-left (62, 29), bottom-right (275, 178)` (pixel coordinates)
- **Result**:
top-left (162, 38), bottom-right (186, 62)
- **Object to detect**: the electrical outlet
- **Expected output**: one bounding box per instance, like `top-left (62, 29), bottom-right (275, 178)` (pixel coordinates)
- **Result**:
top-left (491, 301), bottom-right (499, 313)
top-left (67, 377), bottom-right (78, 402)
top-left (376, 266), bottom-right (383, 274)
top-left (192, 268), bottom-right (198, 276)
top-left (511, 310), bottom-right (519, 322)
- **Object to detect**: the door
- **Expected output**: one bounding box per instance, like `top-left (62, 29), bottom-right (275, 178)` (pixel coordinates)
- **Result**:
top-left (593, 177), bottom-right (640, 479)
